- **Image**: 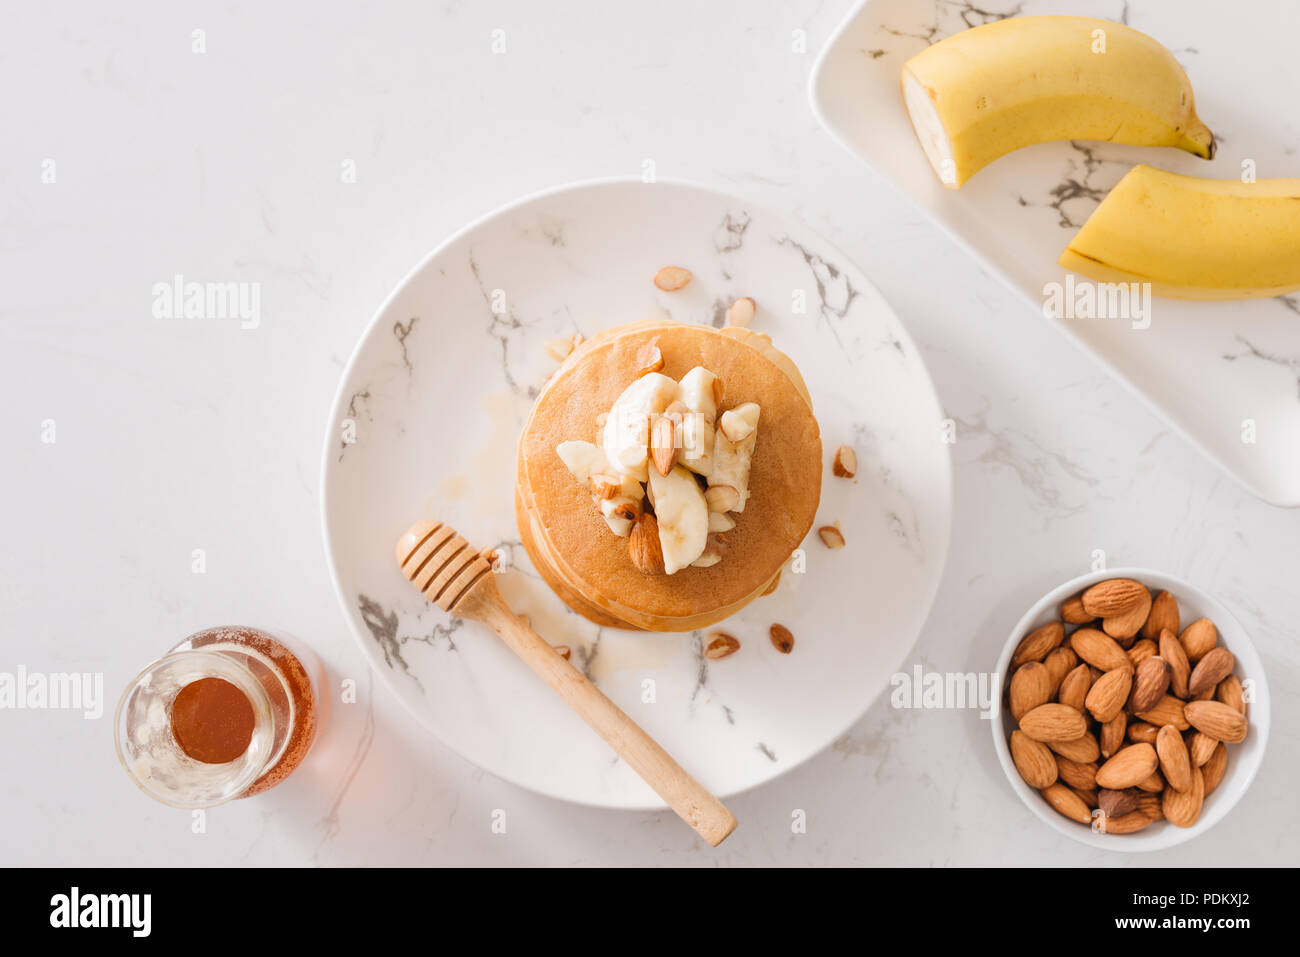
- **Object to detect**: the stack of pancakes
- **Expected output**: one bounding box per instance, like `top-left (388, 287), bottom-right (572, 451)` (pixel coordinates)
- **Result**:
top-left (515, 320), bottom-right (822, 632)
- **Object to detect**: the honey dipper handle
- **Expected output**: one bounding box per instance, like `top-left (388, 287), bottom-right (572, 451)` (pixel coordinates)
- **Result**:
top-left (488, 604), bottom-right (738, 847)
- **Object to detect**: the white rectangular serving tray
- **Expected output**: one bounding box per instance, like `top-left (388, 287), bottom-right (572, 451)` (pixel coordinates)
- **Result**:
top-left (811, 0), bottom-right (1300, 506)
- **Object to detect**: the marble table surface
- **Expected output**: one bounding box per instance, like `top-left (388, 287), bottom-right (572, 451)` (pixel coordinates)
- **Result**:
top-left (3, 0), bottom-right (1296, 866)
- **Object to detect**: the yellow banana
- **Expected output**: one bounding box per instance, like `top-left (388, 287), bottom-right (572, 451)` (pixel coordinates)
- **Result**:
top-left (902, 16), bottom-right (1214, 188)
top-left (1059, 165), bottom-right (1300, 300)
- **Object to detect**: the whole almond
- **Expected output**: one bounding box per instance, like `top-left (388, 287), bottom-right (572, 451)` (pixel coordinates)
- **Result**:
top-left (1100, 712), bottom-right (1127, 759)
top-left (1127, 639), bottom-right (1157, 668)
top-left (1103, 589), bottom-right (1152, 641)
top-left (628, 513), bottom-right (665, 574)
top-left (1009, 662), bottom-right (1052, 721)
top-left (1128, 656), bottom-right (1171, 715)
top-left (1159, 628), bottom-right (1191, 698)
top-left (1127, 721), bottom-right (1160, 745)
top-left (1098, 787), bottom-right (1141, 817)
top-left (1048, 732), bottom-right (1101, 764)
top-left (1137, 694), bottom-right (1189, 730)
top-left (1216, 673), bottom-right (1246, 715)
top-left (1203, 743), bottom-right (1228, 795)
top-left (1180, 618), bottom-right (1218, 663)
top-left (1156, 724), bottom-right (1193, 792)
top-left (1071, 787), bottom-right (1099, 810)
top-left (1136, 771), bottom-right (1165, 793)
top-left (1043, 647), bottom-right (1078, 697)
top-left (1070, 628), bottom-right (1132, 673)
top-left (1012, 621), bottom-right (1065, 668)
top-left (1187, 731), bottom-right (1219, 767)
top-left (1055, 756), bottom-right (1098, 791)
top-left (1136, 792), bottom-right (1164, 819)
top-left (1019, 703), bottom-right (1087, 743)
top-left (1102, 808), bottom-right (1157, 834)
top-left (1057, 664), bottom-right (1092, 714)
top-left (1095, 742), bottom-right (1159, 790)
top-left (1141, 590), bottom-right (1180, 641)
top-left (1041, 783), bottom-right (1092, 824)
top-left (650, 416), bottom-right (677, 476)
top-left (1187, 647), bottom-right (1234, 697)
top-left (1184, 700), bottom-right (1247, 744)
top-left (1081, 578), bottom-right (1149, 617)
top-left (769, 624), bottom-right (795, 654)
top-left (1161, 766), bottom-right (1204, 827)
top-left (1010, 730), bottom-right (1058, 789)
top-left (1060, 594), bottom-right (1094, 625)
top-left (1086, 668), bottom-right (1132, 723)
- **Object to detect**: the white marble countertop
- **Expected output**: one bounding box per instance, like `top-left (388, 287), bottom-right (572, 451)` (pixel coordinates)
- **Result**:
top-left (3, 0), bottom-right (1296, 866)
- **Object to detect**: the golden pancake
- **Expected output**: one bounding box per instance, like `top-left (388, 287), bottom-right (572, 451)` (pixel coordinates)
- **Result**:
top-left (516, 321), bottom-right (821, 631)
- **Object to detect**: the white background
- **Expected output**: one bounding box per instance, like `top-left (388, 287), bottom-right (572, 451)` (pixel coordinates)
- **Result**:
top-left (2, 0), bottom-right (1296, 866)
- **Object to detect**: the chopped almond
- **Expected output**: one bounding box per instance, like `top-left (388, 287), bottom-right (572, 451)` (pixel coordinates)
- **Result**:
top-left (653, 265), bottom-right (692, 291)
top-left (635, 336), bottom-right (664, 376)
top-left (704, 633), bottom-right (740, 659)
top-left (818, 526), bottom-right (846, 549)
top-left (726, 297), bottom-right (756, 327)
top-left (832, 445), bottom-right (857, 478)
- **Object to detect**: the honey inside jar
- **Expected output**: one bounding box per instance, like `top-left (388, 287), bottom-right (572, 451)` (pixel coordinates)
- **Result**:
top-left (170, 677), bottom-right (256, 764)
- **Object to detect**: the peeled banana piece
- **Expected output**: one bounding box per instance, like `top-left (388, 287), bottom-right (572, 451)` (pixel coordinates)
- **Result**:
top-left (1059, 164), bottom-right (1300, 300)
top-left (902, 15), bottom-right (1214, 188)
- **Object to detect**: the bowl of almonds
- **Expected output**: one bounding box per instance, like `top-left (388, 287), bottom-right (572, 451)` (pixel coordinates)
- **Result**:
top-left (991, 568), bottom-right (1269, 851)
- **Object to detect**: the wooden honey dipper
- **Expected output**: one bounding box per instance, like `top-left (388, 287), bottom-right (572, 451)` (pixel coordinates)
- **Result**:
top-left (395, 519), bottom-right (738, 847)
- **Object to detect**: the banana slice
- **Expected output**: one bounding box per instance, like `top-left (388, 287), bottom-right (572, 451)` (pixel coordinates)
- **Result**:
top-left (710, 402), bottom-right (759, 513)
top-left (556, 440), bottom-right (611, 484)
top-left (646, 465), bottom-right (709, 574)
top-left (676, 366), bottom-right (718, 477)
top-left (707, 511), bottom-right (735, 533)
top-left (601, 372), bottom-right (679, 482)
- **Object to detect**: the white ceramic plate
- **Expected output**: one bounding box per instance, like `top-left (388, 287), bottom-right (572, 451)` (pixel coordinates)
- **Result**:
top-left (811, 0), bottom-right (1300, 507)
top-left (991, 568), bottom-right (1270, 851)
top-left (321, 179), bottom-right (953, 808)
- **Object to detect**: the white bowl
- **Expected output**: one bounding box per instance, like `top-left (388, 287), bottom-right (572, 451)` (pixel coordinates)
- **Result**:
top-left (991, 567), bottom-right (1270, 852)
